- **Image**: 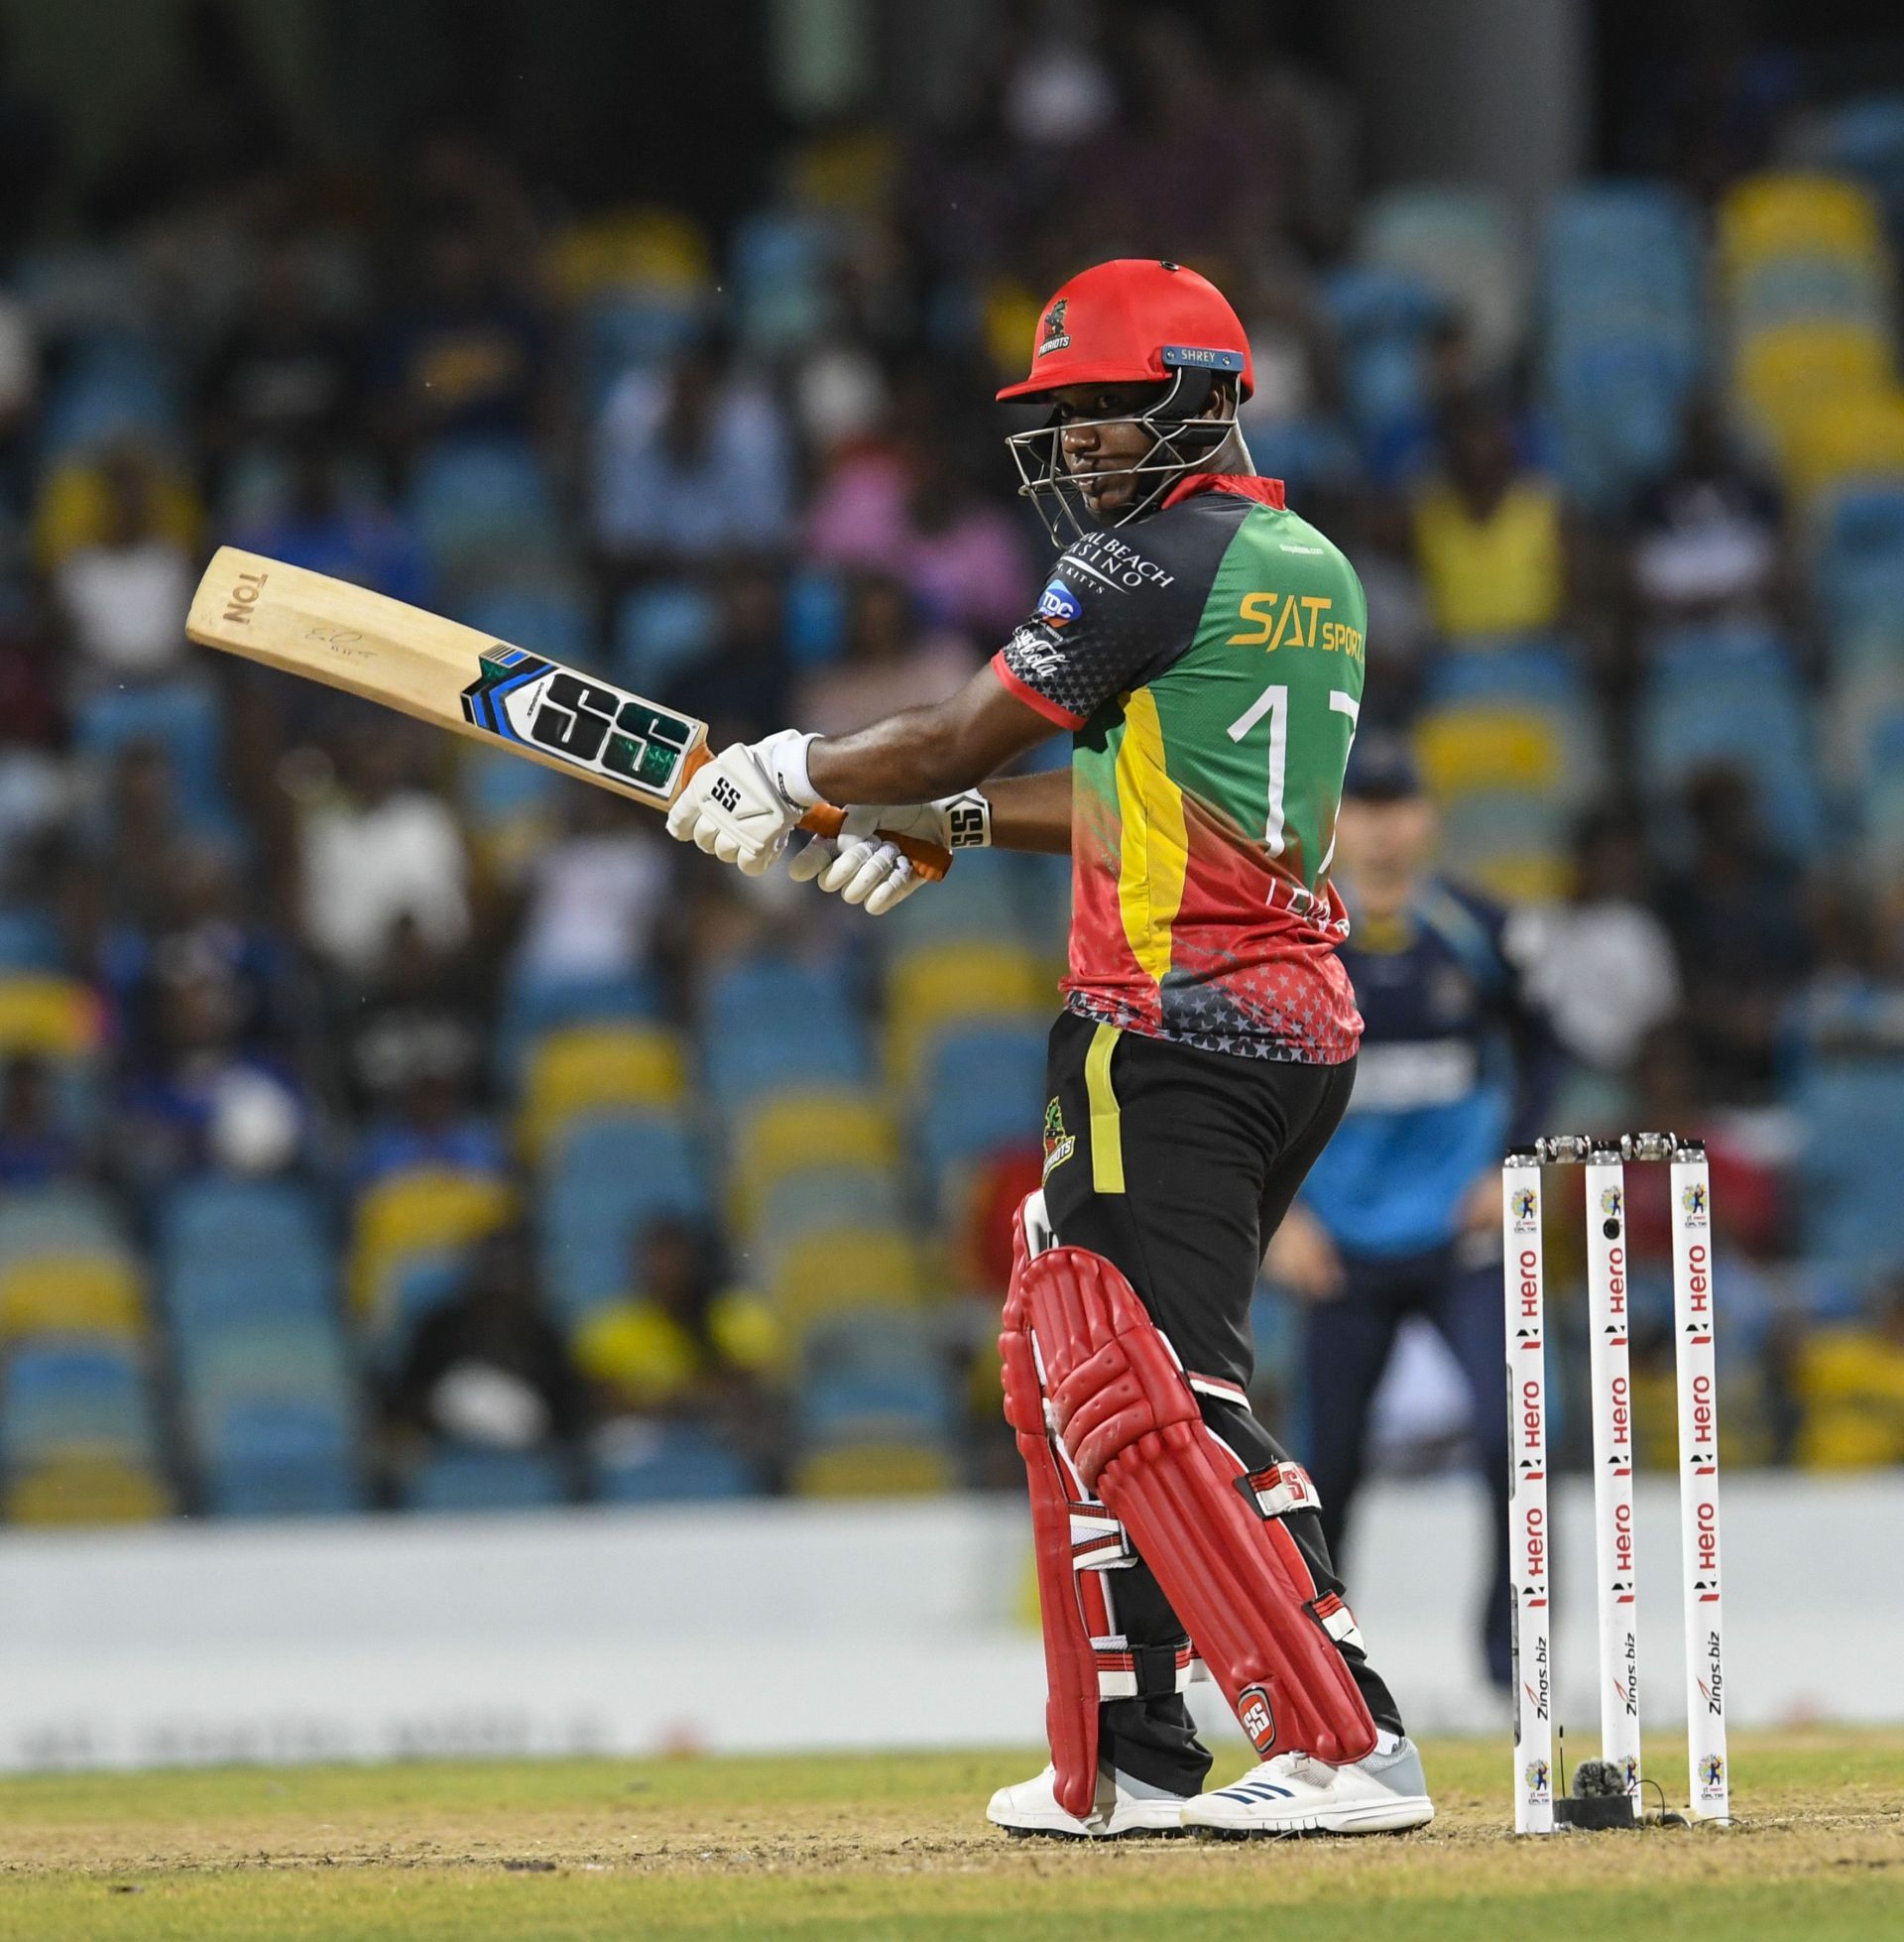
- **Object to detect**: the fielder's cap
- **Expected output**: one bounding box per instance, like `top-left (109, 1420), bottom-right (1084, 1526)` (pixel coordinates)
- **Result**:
top-left (997, 259), bottom-right (1254, 404)
top-left (1342, 732), bottom-right (1424, 801)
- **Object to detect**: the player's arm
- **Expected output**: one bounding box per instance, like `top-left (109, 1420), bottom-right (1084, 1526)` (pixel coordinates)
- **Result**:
top-left (982, 768), bottom-right (1072, 854)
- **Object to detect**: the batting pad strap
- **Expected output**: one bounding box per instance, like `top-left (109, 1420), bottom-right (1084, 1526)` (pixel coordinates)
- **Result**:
top-left (1093, 1641), bottom-right (1197, 1700)
top-left (1311, 1592), bottom-right (1366, 1655)
top-left (1238, 1460), bottom-right (1323, 1520)
top-left (1070, 1506), bottom-right (1134, 1571)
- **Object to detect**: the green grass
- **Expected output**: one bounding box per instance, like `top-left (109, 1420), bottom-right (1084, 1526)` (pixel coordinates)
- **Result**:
top-left (0, 1730), bottom-right (1898, 1940)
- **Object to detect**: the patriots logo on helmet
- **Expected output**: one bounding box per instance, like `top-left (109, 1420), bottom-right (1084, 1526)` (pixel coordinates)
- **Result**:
top-left (1036, 578), bottom-right (1082, 627)
top-left (1036, 297), bottom-right (1071, 356)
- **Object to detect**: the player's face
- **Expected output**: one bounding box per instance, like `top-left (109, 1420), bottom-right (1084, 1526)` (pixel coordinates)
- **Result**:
top-left (1045, 382), bottom-right (1168, 517)
top-left (1335, 794), bottom-right (1437, 910)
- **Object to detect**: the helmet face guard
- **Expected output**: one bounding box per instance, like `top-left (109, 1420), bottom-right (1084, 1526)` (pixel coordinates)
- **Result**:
top-left (1004, 368), bottom-right (1240, 548)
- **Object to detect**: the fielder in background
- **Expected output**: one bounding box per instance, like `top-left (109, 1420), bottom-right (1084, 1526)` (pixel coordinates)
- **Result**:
top-left (1266, 738), bottom-right (1560, 1692)
top-left (665, 258), bottom-right (1434, 1839)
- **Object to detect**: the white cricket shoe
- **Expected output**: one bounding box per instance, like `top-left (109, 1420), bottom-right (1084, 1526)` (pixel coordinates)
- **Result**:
top-left (986, 1763), bottom-right (1188, 1839)
top-left (1182, 1737), bottom-right (1435, 1837)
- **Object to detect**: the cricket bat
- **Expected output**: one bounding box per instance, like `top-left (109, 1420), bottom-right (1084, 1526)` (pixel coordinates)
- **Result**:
top-left (184, 547), bottom-right (950, 878)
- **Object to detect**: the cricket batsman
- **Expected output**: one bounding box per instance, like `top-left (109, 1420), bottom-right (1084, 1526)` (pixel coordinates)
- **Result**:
top-left (666, 260), bottom-right (1433, 1838)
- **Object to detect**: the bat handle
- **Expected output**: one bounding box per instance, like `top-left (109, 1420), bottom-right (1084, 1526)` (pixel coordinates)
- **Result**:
top-left (675, 746), bottom-right (953, 883)
top-left (799, 803), bottom-right (952, 883)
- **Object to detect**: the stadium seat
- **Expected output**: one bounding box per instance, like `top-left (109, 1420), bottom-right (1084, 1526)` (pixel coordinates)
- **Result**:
top-left (700, 957), bottom-right (869, 1110)
top-left (200, 1398), bottom-right (363, 1518)
top-left (1782, 387), bottom-right (1904, 504)
top-left (0, 908), bottom-right (63, 974)
top-left (916, 1024), bottom-right (1047, 1194)
top-left (349, 1166), bottom-right (516, 1318)
top-left (791, 1441), bottom-right (954, 1497)
top-left (884, 942), bottom-right (1051, 1090)
top-left (538, 1113), bottom-right (709, 1316)
top-left (596, 1424), bottom-right (761, 1503)
top-left (769, 1226), bottom-right (923, 1331)
top-left (73, 682), bottom-right (232, 839)
top-left (4, 1453), bottom-right (171, 1524)
top-left (1793, 1060), bottom-right (1904, 1279)
top-left (729, 1090), bottom-right (901, 1232)
top-left (611, 580), bottom-right (718, 693)
top-left (547, 205), bottom-right (712, 303)
top-left (403, 1445), bottom-right (573, 1513)
top-left (0, 1185), bottom-right (126, 1270)
top-left (37, 333), bottom-right (178, 458)
top-left (1717, 172), bottom-right (1887, 279)
top-left (518, 1024), bottom-right (688, 1161)
top-left (798, 1313), bottom-right (960, 1447)
top-left (1362, 185), bottom-right (1524, 373)
top-left (458, 583), bottom-right (598, 667)
top-left (496, 968), bottom-right (663, 1089)
top-left (408, 437), bottom-right (564, 589)
top-left (730, 208), bottom-right (830, 353)
top-left (0, 1252), bottom-right (143, 1343)
top-left (756, 1166), bottom-right (904, 1252)
top-left (0, 975), bottom-right (102, 1059)
top-left (0, 1338), bottom-right (154, 1462)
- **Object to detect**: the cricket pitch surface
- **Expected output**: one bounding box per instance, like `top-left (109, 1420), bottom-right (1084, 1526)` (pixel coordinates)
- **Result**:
top-left (0, 1728), bottom-right (1897, 1939)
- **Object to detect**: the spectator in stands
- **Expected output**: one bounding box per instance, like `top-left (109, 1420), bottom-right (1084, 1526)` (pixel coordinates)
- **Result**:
top-left (195, 239), bottom-right (368, 492)
top-left (793, 572), bottom-right (980, 738)
top-left (340, 912), bottom-right (489, 1134)
top-left (297, 721), bottom-right (472, 978)
top-left (384, 1225), bottom-right (587, 1473)
top-left (593, 334), bottom-right (792, 571)
top-left (1526, 806), bottom-right (1682, 1083)
top-left (576, 1216), bottom-right (780, 1470)
top-left (376, 222), bottom-right (550, 451)
top-left (51, 444), bottom-right (196, 693)
top-left (661, 560), bottom-right (793, 748)
top-left (1626, 391), bottom-right (1790, 637)
top-left (1410, 395), bottom-right (1575, 643)
top-left (512, 789), bottom-right (673, 994)
top-left (1664, 763), bottom-right (1813, 1099)
top-left (0, 1053), bottom-right (84, 1186)
top-left (114, 963), bottom-right (307, 1188)
top-left (235, 435), bottom-right (431, 606)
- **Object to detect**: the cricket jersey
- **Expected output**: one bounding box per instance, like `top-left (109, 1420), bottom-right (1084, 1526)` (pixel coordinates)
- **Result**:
top-left (992, 474), bottom-right (1366, 1062)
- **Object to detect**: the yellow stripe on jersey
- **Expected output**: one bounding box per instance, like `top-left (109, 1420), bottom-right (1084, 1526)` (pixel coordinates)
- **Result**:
top-left (1084, 1023), bottom-right (1126, 1195)
top-left (1114, 687), bottom-right (1188, 988)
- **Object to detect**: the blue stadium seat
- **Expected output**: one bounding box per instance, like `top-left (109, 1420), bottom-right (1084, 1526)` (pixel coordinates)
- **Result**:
top-left (538, 1114), bottom-right (708, 1315)
top-left (38, 334), bottom-right (177, 458)
top-left (458, 584), bottom-right (597, 667)
top-left (0, 909), bottom-right (64, 973)
top-left (1637, 624), bottom-right (1822, 851)
top-left (578, 291), bottom-right (703, 408)
top-left (597, 1424), bottom-right (761, 1503)
top-left (916, 1024), bottom-right (1047, 1188)
top-left (783, 567), bottom-right (846, 667)
top-left (403, 1445), bottom-right (573, 1513)
top-left (200, 1397), bottom-right (363, 1517)
top-left (798, 1315), bottom-right (959, 1448)
top-left (1816, 485), bottom-right (1904, 651)
top-left (611, 580), bottom-right (717, 692)
top-left (73, 682), bottom-right (232, 837)
top-left (0, 1339), bottom-right (152, 1460)
top-left (730, 210), bottom-right (830, 353)
top-left (1793, 1061), bottom-right (1904, 1279)
top-left (701, 959), bottom-right (869, 1111)
top-left (409, 437), bottom-right (563, 585)
top-left (496, 968), bottom-right (663, 1087)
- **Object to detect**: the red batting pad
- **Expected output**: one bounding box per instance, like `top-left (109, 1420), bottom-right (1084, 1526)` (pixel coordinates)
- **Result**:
top-left (1000, 1212), bottom-right (1101, 1819)
top-left (1024, 1246), bottom-right (1376, 1766)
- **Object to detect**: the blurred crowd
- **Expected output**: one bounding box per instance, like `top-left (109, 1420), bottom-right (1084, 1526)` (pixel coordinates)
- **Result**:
top-left (1, 4), bottom-right (1903, 1524)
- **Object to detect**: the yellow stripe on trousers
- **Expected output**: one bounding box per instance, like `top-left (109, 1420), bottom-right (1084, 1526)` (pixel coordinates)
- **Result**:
top-left (1084, 1023), bottom-right (1126, 1194)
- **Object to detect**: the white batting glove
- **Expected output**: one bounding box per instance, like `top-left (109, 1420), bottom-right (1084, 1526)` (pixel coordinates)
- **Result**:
top-left (787, 791), bottom-right (990, 915)
top-left (665, 730), bottom-right (819, 877)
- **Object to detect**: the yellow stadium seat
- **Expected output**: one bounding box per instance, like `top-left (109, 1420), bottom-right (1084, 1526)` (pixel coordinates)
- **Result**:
top-left (730, 1091), bottom-right (900, 1230)
top-left (1735, 322), bottom-right (1893, 443)
top-left (349, 1167), bottom-right (516, 1317)
top-left (885, 943), bottom-right (1051, 1089)
top-left (547, 206), bottom-right (711, 301)
top-left (0, 1254), bottom-right (143, 1343)
top-left (770, 1227), bottom-right (922, 1332)
top-left (1782, 387), bottom-right (1904, 502)
top-left (0, 976), bottom-right (102, 1057)
top-left (5, 1453), bottom-right (171, 1524)
top-left (1415, 707), bottom-right (1566, 798)
top-left (1718, 173), bottom-right (1886, 277)
top-left (793, 1442), bottom-right (954, 1498)
top-left (519, 1025), bottom-right (686, 1162)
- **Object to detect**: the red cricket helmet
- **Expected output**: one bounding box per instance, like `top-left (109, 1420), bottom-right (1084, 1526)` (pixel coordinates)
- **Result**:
top-left (996, 258), bottom-right (1254, 403)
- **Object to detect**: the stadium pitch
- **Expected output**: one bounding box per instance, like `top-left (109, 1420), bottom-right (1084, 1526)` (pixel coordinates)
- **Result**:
top-left (0, 1729), bottom-right (1897, 1939)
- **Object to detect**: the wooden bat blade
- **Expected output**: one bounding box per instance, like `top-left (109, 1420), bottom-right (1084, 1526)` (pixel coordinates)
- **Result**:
top-left (186, 547), bottom-right (951, 879)
top-left (186, 546), bottom-right (706, 811)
